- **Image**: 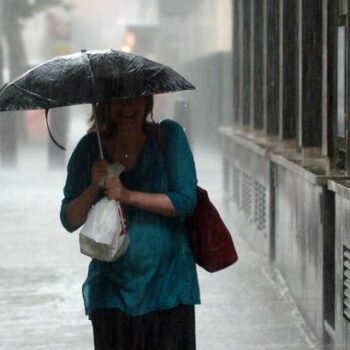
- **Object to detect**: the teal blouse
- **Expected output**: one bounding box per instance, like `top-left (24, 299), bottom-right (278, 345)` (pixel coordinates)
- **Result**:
top-left (60, 119), bottom-right (201, 317)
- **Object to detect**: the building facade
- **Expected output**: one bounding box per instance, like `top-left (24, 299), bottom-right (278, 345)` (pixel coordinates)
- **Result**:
top-left (222, 0), bottom-right (350, 348)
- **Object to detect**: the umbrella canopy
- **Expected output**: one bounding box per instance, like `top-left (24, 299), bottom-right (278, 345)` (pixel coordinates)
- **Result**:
top-left (0, 49), bottom-right (195, 112)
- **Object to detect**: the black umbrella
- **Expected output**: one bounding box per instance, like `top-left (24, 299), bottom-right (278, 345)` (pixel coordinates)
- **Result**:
top-left (0, 49), bottom-right (195, 111)
top-left (0, 49), bottom-right (195, 154)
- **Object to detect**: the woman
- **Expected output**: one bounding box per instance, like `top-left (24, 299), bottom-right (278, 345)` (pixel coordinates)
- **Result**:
top-left (60, 95), bottom-right (200, 350)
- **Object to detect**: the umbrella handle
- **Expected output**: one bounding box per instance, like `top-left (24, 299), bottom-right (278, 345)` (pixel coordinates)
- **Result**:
top-left (93, 104), bottom-right (104, 160)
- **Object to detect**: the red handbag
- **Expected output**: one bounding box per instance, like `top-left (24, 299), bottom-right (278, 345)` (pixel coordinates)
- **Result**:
top-left (186, 186), bottom-right (238, 272)
top-left (156, 122), bottom-right (238, 272)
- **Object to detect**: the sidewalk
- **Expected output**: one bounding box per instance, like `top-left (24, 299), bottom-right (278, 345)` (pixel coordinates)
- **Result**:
top-left (0, 139), bottom-right (321, 349)
top-left (194, 150), bottom-right (321, 350)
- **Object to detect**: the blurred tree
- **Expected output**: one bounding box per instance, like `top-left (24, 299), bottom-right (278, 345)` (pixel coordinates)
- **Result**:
top-left (0, 0), bottom-right (64, 166)
top-left (44, 6), bottom-right (73, 168)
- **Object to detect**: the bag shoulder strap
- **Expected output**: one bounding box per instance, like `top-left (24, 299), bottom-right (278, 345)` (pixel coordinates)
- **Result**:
top-left (156, 120), bottom-right (167, 156)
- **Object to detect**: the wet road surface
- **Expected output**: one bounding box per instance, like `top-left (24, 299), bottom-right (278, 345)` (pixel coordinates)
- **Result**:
top-left (0, 139), bottom-right (321, 350)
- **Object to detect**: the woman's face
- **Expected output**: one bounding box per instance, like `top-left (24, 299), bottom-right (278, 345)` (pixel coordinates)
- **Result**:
top-left (109, 97), bottom-right (146, 129)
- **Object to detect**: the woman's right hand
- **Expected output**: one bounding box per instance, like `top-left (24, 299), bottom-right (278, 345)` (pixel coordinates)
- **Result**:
top-left (66, 159), bottom-right (108, 230)
top-left (91, 159), bottom-right (109, 189)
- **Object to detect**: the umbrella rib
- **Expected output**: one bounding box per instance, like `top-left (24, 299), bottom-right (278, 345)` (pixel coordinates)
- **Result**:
top-left (84, 53), bottom-right (97, 97)
top-left (82, 53), bottom-right (104, 159)
top-left (0, 83), bottom-right (8, 94)
top-left (148, 67), bottom-right (166, 80)
top-left (12, 83), bottom-right (56, 105)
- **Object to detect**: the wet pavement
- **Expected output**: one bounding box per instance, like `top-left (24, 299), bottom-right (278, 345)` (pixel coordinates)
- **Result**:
top-left (0, 131), bottom-right (322, 349)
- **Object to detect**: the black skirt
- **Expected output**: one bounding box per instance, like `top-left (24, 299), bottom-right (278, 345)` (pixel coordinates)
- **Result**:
top-left (90, 304), bottom-right (196, 350)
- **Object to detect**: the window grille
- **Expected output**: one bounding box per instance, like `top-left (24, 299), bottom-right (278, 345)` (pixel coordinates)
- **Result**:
top-left (343, 245), bottom-right (350, 322)
top-left (242, 172), bottom-right (253, 217)
top-left (254, 181), bottom-right (267, 231)
top-left (232, 164), bottom-right (240, 207)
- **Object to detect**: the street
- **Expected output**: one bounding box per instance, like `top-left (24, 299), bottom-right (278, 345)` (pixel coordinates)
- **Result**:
top-left (0, 130), bottom-right (321, 350)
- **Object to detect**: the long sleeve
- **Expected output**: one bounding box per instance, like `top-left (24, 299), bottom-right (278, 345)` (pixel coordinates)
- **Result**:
top-left (60, 134), bottom-right (95, 232)
top-left (160, 119), bottom-right (197, 221)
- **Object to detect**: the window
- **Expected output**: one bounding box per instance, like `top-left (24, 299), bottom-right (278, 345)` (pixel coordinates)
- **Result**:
top-left (335, 7), bottom-right (347, 171)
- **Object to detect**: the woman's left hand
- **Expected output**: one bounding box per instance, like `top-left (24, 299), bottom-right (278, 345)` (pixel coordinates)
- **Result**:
top-left (104, 177), bottom-right (131, 203)
top-left (104, 177), bottom-right (177, 216)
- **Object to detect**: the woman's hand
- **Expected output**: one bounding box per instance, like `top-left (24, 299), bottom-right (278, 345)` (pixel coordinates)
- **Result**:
top-left (104, 178), bottom-right (177, 216)
top-left (91, 159), bottom-right (109, 189)
top-left (104, 177), bottom-right (131, 203)
top-left (66, 160), bottom-right (108, 230)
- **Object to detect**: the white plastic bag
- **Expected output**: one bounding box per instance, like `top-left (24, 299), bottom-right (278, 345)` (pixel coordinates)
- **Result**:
top-left (79, 163), bottom-right (129, 262)
top-left (79, 197), bottom-right (128, 261)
